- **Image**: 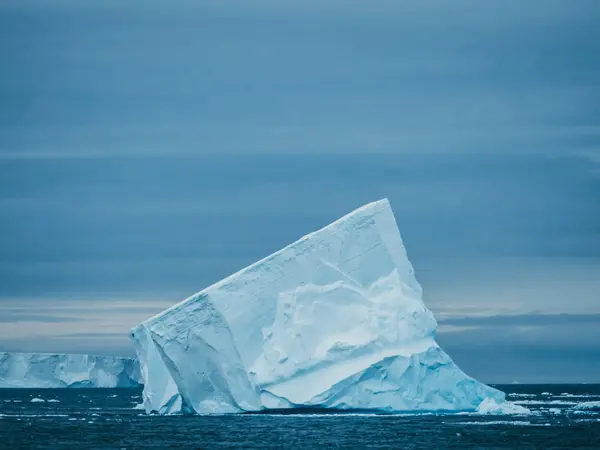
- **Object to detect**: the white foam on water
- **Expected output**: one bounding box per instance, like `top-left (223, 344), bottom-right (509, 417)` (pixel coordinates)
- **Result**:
top-left (573, 401), bottom-right (600, 410)
top-left (255, 413), bottom-right (387, 418)
top-left (0, 414), bottom-right (69, 418)
top-left (557, 393), bottom-right (596, 399)
top-left (507, 394), bottom-right (536, 398)
top-left (456, 421), bottom-right (550, 426)
top-left (514, 400), bottom-right (578, 406)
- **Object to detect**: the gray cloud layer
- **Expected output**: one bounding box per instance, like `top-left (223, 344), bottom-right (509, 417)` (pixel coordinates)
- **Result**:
top-left (1, 1), bottom-right (599, 158)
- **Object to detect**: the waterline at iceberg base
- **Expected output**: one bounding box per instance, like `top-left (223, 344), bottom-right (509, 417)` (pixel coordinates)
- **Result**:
top-left (132, 199), bottom-right (508, 415)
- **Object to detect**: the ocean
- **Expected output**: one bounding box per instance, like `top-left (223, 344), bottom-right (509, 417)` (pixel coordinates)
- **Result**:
top-left (1, 385), bottom-right (599, 449)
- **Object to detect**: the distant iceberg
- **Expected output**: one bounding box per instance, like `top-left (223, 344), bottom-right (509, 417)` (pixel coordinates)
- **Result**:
top-left (0, 352), bottom-right (141, 388)
top-left (132, 199), bottom-right (506, 414)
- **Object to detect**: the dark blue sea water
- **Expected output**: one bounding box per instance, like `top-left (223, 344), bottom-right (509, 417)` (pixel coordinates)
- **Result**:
top-left (1, 385), bottom-right (599, 449)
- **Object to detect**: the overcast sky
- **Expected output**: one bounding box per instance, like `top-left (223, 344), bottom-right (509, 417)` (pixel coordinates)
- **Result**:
top-left (1, 0), bottom-right (599, 383)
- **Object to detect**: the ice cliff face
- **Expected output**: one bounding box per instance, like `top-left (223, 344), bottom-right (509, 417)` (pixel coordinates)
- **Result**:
top-left (0, 353), bottom-right (142, 388)
top-left (132, 199), bottom-right (505, 414)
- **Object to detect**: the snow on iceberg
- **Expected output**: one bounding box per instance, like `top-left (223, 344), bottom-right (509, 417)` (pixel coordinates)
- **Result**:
top-left (132, 198), bottom-right (506, 414)
top-left (0, 352), bottom-right (142, 388)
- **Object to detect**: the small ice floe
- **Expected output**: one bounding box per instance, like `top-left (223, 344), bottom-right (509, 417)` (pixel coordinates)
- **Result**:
top-left (47, 399), bottom-right (60, 403)
top-left (541, 392), bottom-right (552, 396)
top-left (573, 401), bottom-right (600, 410)
top-left (109, 394), bottom-right (118, 398)
top-left (476, 398), bottom-right (531, 415)
top-left (508, 393), bottom-right (536, 398)
top-left (133, 403), bottom-right (145, 410)
top-left (30, 398), bottom-right (45, 403)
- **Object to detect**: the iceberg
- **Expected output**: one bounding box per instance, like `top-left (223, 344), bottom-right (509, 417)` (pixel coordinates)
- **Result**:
top-left (132, 199), bottom-right (505, 414)
top-left (0, 352), bottom-right (142, 388)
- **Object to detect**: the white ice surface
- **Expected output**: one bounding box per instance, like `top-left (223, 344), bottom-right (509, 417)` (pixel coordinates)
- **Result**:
top-left (477, 398), bottom-right (531, 415)
top-left (0, 352), bottom-right (141, 388)
top-left (132, 199), bottom-right (506, 414)
top-left (130, 325), bottom-right (182, 414)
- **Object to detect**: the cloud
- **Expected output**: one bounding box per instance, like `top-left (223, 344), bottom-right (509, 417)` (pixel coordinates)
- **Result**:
top-left (1, 0), bottom-right (599, 159)
top-left (436, 312), bottom-right (600, 383)
top-left (1, 153), bottom-right (599, 308)
top-left (438, 313), bottom-right (600, 328)
top-left (0, 313), bottom-right (80, 324)
top-left (0, 299), bottom-right (171, 357)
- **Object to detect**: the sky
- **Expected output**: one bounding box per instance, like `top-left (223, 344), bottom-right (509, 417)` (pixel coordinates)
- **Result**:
top-left (0, 0), bottom-right (599, 383)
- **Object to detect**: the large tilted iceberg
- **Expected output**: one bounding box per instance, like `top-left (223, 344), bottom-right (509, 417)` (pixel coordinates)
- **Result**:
top-left (0, 352), bottom-right (142, 388)
top-left (132, 199), bottom-right (505, 414)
